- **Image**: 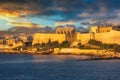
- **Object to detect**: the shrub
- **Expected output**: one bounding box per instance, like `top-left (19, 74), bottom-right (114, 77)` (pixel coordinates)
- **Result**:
top-left (34, 43), bottom-right (41, 48)
top-left (88, 39), bottom-right (102, 46)
top-left (60, 41), bottom-right (70, 48)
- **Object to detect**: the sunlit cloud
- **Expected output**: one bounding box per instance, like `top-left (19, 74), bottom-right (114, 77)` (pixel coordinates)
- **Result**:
top-left (56, 21), bottom-right (75, 26)
top-left (0, 0), bottom-right (120, 30)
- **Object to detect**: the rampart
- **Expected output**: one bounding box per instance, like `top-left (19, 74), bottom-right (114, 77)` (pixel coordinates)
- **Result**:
top-left (94, 30), bottom-right (120, 44)
top-left (75, 30), bottom-right (120, 44)
top-left (32, 33), bottom-right (66, 45)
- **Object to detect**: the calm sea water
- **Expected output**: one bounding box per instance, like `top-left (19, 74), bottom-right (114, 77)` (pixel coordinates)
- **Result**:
top-left (0, 54), bottom-right (120, 80)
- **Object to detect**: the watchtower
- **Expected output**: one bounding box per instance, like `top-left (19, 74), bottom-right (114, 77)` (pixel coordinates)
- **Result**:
top-left (56, 27), bottom-right (75, 42)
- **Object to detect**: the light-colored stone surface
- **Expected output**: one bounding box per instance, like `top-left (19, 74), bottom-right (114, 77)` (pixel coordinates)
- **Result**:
top-left (32, 27), bottom-right (120, 45)
top-left (32, 33), bottom-right (66, 45)
top-left (90, 26), bottom-right (112, 33)
top-left (75, 30), bottom-right (120, 44)
top-left (57, 48), bottom-right (115, 57)
top-left (95, 30), bottom-right (120, 44)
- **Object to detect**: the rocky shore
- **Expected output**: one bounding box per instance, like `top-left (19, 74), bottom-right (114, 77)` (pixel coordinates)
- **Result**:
top-left (0, 48), bottom-right (120, 61)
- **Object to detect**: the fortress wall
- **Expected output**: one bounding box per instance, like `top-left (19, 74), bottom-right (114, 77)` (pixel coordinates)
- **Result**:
top-left (66, 36), bottom-right (75, 43)
top-left (76, 33), bottom-right (90, 44)
top-left (75, 30), bottom-right (120, 45)
top-left (32, 30), bottom-right (120, 46)
top-left (80, 34), bottom-right (91, 44)
top-left (95, 30), bottom-right (120, 44)
top-left (99, 27), bottom-right (112, 33)
top-left (32, 33), bottom-right (66, 45)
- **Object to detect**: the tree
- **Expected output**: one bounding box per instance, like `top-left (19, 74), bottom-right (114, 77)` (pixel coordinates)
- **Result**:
top-left (51, 41), bottom-right (60, 48)
top-left (9, 44), bottom-right (13, 46)
top-left (24, 42), bottom-right (32, 47)
top-left (60, 41), bottom-right (70, 48)
top-left (34, 43), bottom-right (41, 48)
top-left (88, 39), bottom-right (102, 46)
top-left (41, 43), bottom-right (45, 47)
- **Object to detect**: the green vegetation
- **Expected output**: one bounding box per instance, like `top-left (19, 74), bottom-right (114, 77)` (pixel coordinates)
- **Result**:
top-left (78, 43), bottom-right (99, 49)
top-left (13, 39), bottom-right (120, 53)
top-left (88, 39), bottom-right (120, 53)
top-left (33, 41), bottom-right (70, 48)
top-left (77, 39), bottom-right (120, 53)
top-left (9, 44), bottom-right (13, 46)
top-left (13, 40), bottom-right (71, 51)
top-left (88, 39), bottom-right (102, 46)
top-left (60, 41), bottom-right (70, 48)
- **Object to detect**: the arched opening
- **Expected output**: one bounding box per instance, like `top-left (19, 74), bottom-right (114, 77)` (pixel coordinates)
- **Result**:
top-left (68, 31), bottom-right (71, 36)
top-left (71, 29), bottom-right (75, 34)
top-left (61, 31), bottom-right (64, 34)
top-left (57, 31), bottom-right (60, 34)
top-left (64, 31), bottom-right (67, 34)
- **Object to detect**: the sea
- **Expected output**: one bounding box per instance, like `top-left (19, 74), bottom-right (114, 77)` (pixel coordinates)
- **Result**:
top-left (0, 54), bottom-right (120, 80)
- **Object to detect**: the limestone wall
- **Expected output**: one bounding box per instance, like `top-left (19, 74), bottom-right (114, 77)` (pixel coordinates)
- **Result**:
top-left (90, 26), bottom-right (98, 33)
top-left (75, 33), bottom-right (90, 44)
top-left (95, 30), bottom-right (120, 44)
top-left (80, 34), bottom-right (91, 44)
top-left (32, 30), bottom-right (120, 45)
top-left (98, 27), bottom-right (112, 33)
top-left (75, 30), bottom-right (120, 45)
top-left (32, 33), bottom-right (66, 45)
top-left (90, 26), bottom-right (112, 33)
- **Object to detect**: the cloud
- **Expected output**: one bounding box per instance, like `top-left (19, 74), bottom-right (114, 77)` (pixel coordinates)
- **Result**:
top-left (0, 1), bottom-right (40, 18)
top-left (10, 22), bottom-right (36, 27)
top-left (78, 13), bottom-right (90, 18)
top-left (1, 0), bottom-right (120, 19)
top-left (55, 21), bottom-right (75, 26)
top-left (1, 0), bottom-right (120, 28)
top-left (10, 22), bottom-right (44, 28)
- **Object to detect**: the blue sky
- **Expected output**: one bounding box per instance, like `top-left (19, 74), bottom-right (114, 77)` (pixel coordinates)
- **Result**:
top-left (0, 0), bottom-right (120, 30)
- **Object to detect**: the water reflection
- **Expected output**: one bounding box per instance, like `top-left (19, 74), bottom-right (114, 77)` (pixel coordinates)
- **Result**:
top-left (0, 54), bottom-right (92, 64)
top-left (32, 55), bottom-right (91, 63)
top-left (0, 54), bottom-right (119, 64)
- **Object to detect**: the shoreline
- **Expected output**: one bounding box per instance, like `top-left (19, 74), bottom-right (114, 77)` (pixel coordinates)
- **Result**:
top-left (0, 50), bottom-right (120, 61)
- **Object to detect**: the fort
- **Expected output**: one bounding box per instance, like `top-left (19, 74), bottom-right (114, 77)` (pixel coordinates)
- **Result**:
top-left (32, 26), bottom-right (120, 45)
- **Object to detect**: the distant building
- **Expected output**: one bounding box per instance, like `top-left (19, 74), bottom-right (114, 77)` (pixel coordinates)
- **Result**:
top-left (56, 27), bottom-right (75, 42)
top-left (6, 38), bottom-right (15, 45)
top-left (90, 25), bottom-right (112, 33)
top-left (32, 26), bottom-right (120, 45)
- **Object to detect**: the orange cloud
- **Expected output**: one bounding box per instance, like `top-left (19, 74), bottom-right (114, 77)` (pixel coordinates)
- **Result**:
top-left (10, 22), bottom-right (37, 27)
top-left (0, 2), bottom-right (40, 20)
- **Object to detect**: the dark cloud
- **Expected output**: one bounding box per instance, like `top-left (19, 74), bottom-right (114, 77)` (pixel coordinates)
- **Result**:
top-left (0, 0), bottom-right (120, 24)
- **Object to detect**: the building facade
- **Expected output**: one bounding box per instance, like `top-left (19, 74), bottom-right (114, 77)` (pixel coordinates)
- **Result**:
top-left (32, 33), bottom-right (66, 45)
top-left (32, 26), bottom-right (120, 45)
top-left (90, 26), bottom-right (112, 33)
top-left (56, 27), bottom-right (75, 42)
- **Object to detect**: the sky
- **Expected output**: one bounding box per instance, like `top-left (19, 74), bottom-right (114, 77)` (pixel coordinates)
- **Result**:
top-left (0, 0), bottom-right (120, 30)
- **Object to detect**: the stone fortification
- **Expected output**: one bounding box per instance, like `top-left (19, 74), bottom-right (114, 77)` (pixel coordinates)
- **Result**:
top-left (32, 26), bottom-right (120, 45)
top-left (94, 30), bottom-right (120, 44)
top-left (32, 33), bottom-right (66, 45)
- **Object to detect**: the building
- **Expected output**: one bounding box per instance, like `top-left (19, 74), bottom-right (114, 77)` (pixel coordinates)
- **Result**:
top-left (32, 26), bottom-right (120, 45)
top-left (56, 27), bottom-right (75, 42)
top-left (90, 26), bottom-right (112, 33)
